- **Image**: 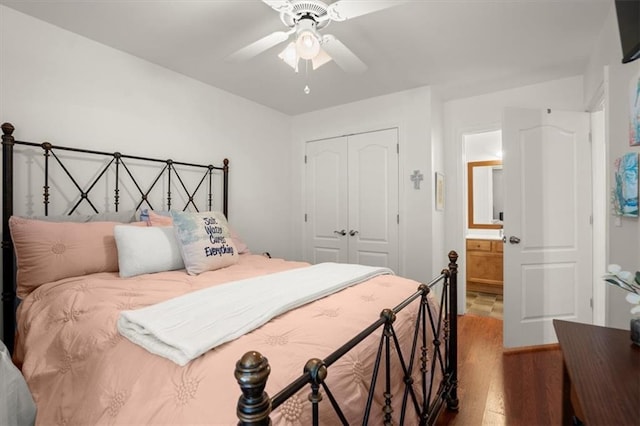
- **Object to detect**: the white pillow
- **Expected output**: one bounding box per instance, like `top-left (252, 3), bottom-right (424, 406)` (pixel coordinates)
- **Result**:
top-left (170, 211), bottom-right (239, 275)
top-left (114, 225), bottom-right (184, 278)
top-left (0, 340), bottom-right (36, 426)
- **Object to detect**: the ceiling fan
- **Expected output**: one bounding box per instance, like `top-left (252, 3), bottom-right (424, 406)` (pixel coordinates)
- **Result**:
top-left (228, 0), bottom-right (404, 74)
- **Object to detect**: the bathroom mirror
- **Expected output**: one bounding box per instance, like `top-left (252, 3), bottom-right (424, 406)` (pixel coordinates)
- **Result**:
top-left (467, 160), bottom-right (503, 229)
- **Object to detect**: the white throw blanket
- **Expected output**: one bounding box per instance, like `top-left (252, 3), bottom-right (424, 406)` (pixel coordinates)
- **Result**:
top-left (118, 263), bottom-right (393, 366)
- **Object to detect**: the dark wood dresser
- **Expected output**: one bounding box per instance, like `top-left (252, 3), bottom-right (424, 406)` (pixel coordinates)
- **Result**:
top-left (553, 320), bottom-right (640, 425)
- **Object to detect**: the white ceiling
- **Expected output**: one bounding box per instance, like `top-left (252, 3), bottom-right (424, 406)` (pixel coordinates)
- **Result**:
top-left (1, 0), bottom-right (613, 115)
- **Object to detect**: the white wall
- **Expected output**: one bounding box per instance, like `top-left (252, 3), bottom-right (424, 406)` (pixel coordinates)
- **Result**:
top-left (291, 87), bottom-right (444, 283)
top-left (443, 75), bottom-right (585, 313)
top-left (0, 6), bottom-right (294, 340)
top-left (430, 92), bottom-right (447, 275)
top-left (0, 6), bottom-right (293, 257)
top-left (603, 63), bottom-right (640, 328)
top-left (584, 5), bottom-right (621, 109)
top-left (583, 2), bottom-right (640, 329)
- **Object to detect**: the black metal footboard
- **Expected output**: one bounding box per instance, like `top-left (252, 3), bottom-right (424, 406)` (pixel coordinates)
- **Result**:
top-left (235, 251), bottom-right (459, 425)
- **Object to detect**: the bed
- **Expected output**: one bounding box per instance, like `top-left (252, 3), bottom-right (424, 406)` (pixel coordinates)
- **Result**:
top-left (1, 122), bottom-right (459, 425)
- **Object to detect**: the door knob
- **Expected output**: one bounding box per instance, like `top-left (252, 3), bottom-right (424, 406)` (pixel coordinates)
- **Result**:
top-left (334, 230), bottom-right (346, 236)
top-left (349, 230), bottom-right (359, 236)
top-left (509, 236), bottom-right (521, 244)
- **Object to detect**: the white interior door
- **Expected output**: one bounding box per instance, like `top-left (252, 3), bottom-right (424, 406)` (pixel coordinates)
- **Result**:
top-left (305, 137), bottom-right (349, 264)
top-left (347, 129), bottom-right (399, 272)
top-left (503, 108), bottom-right (592, 348)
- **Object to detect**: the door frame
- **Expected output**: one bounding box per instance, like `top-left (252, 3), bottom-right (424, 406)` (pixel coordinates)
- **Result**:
top-left (587, 83), bottom-right (607, 326)
top-left (457, 122), bottom-right (503, 315)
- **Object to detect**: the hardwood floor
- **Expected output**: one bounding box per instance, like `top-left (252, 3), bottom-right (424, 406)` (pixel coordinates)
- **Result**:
top-left (436, 314), bottom-right (563, 426)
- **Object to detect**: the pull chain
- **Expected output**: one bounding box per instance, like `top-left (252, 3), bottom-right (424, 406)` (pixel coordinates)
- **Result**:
top-left (304, 60), bottom-right (311, 95)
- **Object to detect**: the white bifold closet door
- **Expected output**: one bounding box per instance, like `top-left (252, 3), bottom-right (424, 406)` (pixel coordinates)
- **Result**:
top-left (305, 128), bottom-right (399, 272)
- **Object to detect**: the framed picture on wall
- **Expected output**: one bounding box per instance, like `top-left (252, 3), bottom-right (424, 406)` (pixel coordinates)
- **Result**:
top-left (435, 172), bottom-right (445, 211)
top-left (613, 152), bottom-right (638, 217)
top-left (630, 69), bottom-right (640, 146)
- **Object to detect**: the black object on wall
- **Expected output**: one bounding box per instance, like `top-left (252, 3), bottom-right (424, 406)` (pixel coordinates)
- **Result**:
top-left (615, 0), bottom-right (640, 63)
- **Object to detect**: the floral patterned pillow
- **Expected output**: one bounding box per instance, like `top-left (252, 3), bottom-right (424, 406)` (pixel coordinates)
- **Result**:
top-left (148, 210), bottom-right (250, 254)
top-left (170, 211), bottom-right (239, 275)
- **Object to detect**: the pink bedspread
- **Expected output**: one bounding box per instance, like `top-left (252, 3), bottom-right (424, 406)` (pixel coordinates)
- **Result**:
top-left (15, 254), bottom-right (438, 425)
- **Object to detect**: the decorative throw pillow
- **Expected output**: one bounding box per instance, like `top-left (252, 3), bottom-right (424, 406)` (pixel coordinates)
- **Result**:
top-left (170, 211), bottom-right (239, 275)
top-left (9, 217), bottom-right (120, 298)
top-left (149, 210), bottom-right (250, 254)
top-left (114, 225), bottom-right (184, 278)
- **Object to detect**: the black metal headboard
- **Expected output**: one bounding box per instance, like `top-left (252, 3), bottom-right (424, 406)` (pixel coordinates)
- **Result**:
top-left (1, 122), bottom-right (229, 353)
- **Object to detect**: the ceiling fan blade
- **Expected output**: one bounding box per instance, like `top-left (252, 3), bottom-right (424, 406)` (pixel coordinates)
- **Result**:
top-left (227, 30), bottom-right (292, 62)
top-left (321, 35), bottom-right (367, 74)
top-left (261, 0), bottom-right (293, 14)
top-left (327, 0), bottom-right (407, 22)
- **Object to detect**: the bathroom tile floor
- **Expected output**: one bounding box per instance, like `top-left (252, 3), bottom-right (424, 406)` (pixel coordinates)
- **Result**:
top-left (466, 291), bottom-right (503, 320)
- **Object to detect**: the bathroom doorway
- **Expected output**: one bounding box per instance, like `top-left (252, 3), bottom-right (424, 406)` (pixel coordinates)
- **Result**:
top-left (464, 130), bottom-right (503, 320)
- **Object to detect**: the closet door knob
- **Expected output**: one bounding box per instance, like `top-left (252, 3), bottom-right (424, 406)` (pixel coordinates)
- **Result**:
top-left (349, 230), bottom-right (359, 236)
top-left (334, 230), bottom-right (347, 236)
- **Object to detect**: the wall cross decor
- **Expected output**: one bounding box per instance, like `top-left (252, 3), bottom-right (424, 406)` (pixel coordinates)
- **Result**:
top-left (410, 170), bottom-right (424, 190)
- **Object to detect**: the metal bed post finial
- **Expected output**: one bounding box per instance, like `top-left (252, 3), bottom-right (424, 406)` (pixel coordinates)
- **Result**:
top-left (304, 358), bottom-right (327, 425)
top-left (235, 351), bottom-right (272, 426)
top-left (1, 122), bottom-right (16, 352)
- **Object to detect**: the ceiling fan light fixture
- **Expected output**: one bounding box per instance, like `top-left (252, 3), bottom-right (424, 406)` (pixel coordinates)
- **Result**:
top-left (232, 0), bottom-right (403, 74)
top-left (297, 32), bottom-right (320, 59)
top-left (295, 29), bottom-right (320, 60)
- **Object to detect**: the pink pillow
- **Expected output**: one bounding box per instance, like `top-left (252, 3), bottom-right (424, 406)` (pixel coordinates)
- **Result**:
top-left (9, 217), bottom-right (121, 298)
top-left (147, 211), bottom-right (249, 254)
top-left (147, 210), bottom-right (172, 226)
top-left (130, 221), bottom-right (149, 227)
